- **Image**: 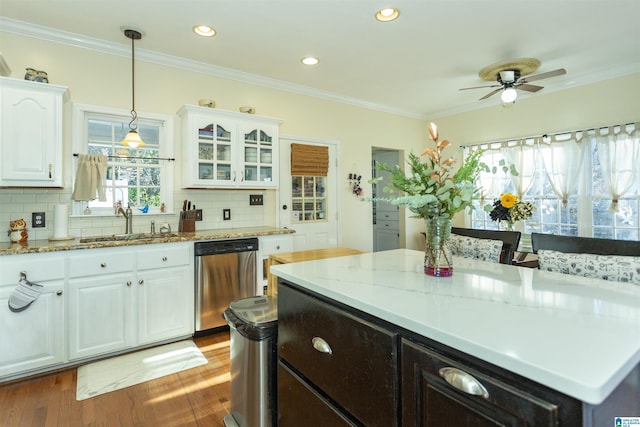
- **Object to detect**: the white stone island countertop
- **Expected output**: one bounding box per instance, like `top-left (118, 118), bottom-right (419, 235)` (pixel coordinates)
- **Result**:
top-left (270, 249), bottom-right (640, 405)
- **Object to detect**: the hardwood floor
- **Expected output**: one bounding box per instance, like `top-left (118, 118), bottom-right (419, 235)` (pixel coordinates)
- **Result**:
top-left (0, 332), bottom-right (231, 427)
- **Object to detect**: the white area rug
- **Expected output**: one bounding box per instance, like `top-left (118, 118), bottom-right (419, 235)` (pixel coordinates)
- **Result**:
top-left (76, 340), bottom-right (207, 400)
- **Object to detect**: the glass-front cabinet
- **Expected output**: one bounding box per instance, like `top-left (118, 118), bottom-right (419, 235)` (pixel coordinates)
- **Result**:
top-left (179, 105), bottom-right (281, 188)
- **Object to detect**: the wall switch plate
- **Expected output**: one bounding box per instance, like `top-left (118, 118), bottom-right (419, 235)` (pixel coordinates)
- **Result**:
top-left (195, 209), bottom-right (203, 221)
top-left (249, 194), bottom-right (264, 205)
top-left (223, 208), bottom-right (231, 221)
top-left (32, 212), bottom-right (46, 228)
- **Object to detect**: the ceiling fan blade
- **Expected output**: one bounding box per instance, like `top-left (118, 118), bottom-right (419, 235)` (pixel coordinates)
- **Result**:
top-left (517, 84), bottom-right (544, 93)
top-left (479, 88), bottom-right (502, 100)
top-left (459, 84), bottom-right (501, 91)
top-left (520, 68), bottom-right (566, 83)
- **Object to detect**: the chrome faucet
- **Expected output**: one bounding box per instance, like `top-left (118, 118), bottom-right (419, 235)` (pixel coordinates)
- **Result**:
top-left (116, 204), bottom-right (133, 234)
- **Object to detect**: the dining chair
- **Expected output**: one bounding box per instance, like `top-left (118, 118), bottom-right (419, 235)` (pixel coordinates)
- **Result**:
top-left (451, 227), bottom-right (522, 265)
top-left (531, 233), bottom-right (640, 256)
top-left (531, 233), bottom-right (640, 285)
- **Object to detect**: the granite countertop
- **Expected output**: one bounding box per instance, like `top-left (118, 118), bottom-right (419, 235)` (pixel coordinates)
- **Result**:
top-left (270, 249), bottom-right (640, 405)
top-left (0, 226), bottom-right (295, 256)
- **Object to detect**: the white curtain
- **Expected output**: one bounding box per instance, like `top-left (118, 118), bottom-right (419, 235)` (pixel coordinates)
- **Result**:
top-left (596, 124), bottom-right (640, 212)
top-left (72, 154), bottom-right (108, 201)
top-left (504, 140), bottom-right (538, 198)
top-left (540, 132), bottom-right (586, 208)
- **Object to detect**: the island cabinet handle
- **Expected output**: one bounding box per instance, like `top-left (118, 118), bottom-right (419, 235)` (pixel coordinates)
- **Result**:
top-left (439, 367), bottom-right (489, 399)
top-left (311, 337), bottom-right (333, 355)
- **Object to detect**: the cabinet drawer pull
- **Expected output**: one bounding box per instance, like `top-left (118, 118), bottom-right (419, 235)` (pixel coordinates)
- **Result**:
top-left (439, 367), bottom-right (489, 399)
top-left (311, 337), bottom-right (333, 354)
top-left (100, 262), bottom-right (107, 268)
top-left (162, 256), bottom-right (168, 262)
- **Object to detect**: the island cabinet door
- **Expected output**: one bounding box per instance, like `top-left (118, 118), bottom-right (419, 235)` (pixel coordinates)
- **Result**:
top-left (401, 339), bottom-right (566, 427)
top-left (278, 360), bottom-right (358, 427)
top-left (278, 283), bottom-right (399, 426)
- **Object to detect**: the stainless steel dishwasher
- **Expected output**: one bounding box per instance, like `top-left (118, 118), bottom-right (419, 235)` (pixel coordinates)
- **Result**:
top-left (194, 238), bottom-right (258, 334)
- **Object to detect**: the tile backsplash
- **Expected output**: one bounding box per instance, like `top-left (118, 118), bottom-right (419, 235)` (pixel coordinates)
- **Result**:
top-left (0, 187), bottom-right (273, 242)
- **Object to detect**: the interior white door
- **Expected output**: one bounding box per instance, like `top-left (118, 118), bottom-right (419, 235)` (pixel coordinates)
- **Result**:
top-left (279, 136), bottom-right (339, 251)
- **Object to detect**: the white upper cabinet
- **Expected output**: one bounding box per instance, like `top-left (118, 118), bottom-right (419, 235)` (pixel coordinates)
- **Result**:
top-left (178, 105), bottom-right (282, 189)
top-left (0, 77), bottom-right (68, 187)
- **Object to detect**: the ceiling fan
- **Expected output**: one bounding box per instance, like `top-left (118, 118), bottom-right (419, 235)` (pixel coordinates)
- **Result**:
top-left (459, 58), bottom-right (566, 103)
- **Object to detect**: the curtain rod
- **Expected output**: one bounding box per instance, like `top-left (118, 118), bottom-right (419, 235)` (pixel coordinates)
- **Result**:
top-left (73, 153), bottom-right (175, 162)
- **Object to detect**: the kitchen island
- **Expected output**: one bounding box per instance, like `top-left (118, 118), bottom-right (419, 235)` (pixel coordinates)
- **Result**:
top-left (271, 249), bottom-right (640, 426)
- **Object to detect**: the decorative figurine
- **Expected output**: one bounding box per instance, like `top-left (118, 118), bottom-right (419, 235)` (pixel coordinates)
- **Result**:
top-left (9, 218), bottom-right (28, 243)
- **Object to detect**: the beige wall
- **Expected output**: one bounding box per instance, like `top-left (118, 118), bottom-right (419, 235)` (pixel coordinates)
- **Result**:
top-left (2, 32), bottom-right (638, 249)
top-left (0, 32), bottom-right (427, 250)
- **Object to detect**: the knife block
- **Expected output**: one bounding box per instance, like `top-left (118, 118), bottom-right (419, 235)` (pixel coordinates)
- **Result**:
top-left (178, 212), bottom-right (196, 232)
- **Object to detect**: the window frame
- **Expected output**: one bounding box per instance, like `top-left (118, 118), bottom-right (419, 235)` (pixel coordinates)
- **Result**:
top-left (71, 103), bottom-right (174, 216)
top-left (466, 124), bottom-right (640, 240)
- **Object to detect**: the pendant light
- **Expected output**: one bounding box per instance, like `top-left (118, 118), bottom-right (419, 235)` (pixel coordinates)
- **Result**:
top-left (120, 28), bottom-right (145, 148)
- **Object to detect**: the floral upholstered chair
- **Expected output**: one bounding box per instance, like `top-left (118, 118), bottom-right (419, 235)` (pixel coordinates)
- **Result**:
top-left (447, 234), bottom-right (504, 263)
top-left (532, 233), bottom-right (640, 285)
top-left (451, 228), bottom-right (521, 264)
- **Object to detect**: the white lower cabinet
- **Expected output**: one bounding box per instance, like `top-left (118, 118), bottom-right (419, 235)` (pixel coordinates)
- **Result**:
top-left (68, 242), bottom-right (193, 361)
top-left (68, 272), bottom-right (135, 360)
top-left (136, 244), bottom-right (193, 345)
top-left (0, 253), bottom-right (66, 378)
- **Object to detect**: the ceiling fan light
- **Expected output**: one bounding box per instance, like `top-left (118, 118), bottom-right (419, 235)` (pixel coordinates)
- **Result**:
top-left (499, 70), bottom-right (515, 83)
top-left (501, 87), bottom-right (517, 103)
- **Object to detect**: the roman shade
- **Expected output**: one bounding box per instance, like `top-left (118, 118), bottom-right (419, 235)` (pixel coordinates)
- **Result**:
top-left (290, 143), bottom-right (329, 176)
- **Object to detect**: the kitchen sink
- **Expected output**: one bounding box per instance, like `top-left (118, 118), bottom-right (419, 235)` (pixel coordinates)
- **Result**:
top-left (79, 232), bottom-right (179, 243)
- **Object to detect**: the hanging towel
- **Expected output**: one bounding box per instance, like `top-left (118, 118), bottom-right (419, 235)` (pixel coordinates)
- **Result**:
top-left (72, 154), bottom-right (108, 201)
top-left (8, 272), bottom-right (43, 313)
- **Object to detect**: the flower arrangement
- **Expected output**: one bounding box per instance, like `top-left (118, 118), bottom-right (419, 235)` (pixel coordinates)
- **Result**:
top-left (370, 122), bottom-right (488, 220)
top-left (487, 193), bottom-right (535, 228)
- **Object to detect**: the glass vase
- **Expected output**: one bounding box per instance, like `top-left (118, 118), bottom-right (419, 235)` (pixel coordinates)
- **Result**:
top-left (424, 218), bottom-right (453, 277)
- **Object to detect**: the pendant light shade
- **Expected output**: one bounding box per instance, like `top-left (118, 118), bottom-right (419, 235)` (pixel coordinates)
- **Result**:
top-left (120, 28), bottom-right (145, 147)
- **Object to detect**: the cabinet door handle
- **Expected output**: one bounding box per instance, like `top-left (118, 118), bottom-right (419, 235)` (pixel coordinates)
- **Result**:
top-left (100, 262), bottom-right (107, 268)
top-left (311, 337), bottom-right (333, 354)
top-left (56, 290), bottom-right (63, 296)
top-left (138, 280), bottom-right (144, 285)
top-left (162, 256), bottom-right (168, 262)
top-left (126, 281), bottom-right (132, 287)
top-left (439, 367), bottom-right (489, 399)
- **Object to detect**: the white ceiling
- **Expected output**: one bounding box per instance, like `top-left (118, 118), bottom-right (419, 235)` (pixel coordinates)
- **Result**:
top-left (2, 0), bottom-right (640, 119)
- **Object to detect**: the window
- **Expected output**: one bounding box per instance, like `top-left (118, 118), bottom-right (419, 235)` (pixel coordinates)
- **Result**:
top-left (468, 122), bottom-right (640, 240)
top-left (291, 176), bottom-right (327, 222)
top-left (72, 104), bottom-right (174, 215)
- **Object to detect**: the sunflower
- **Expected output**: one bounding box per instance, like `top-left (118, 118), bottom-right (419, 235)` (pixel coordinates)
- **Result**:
top-left (500, 193), bottom-right (518, 209)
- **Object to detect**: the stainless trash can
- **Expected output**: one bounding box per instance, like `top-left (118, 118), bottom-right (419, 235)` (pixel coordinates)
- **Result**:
top-left (223, 295), bottom-right (278, 427)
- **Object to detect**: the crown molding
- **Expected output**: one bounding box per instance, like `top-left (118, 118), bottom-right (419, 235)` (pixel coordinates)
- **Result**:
top-left (0, 17), bottom-right (426, 120)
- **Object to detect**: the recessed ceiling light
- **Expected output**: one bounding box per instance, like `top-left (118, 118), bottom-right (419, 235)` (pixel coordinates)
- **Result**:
top-left (375, 8), bottom-right (400, 22)
top-left (301, 57), bottom-right (319, 66)
top-left (193, 25), bottom-right (216, 37)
